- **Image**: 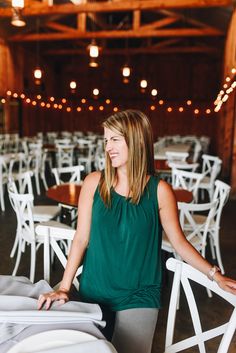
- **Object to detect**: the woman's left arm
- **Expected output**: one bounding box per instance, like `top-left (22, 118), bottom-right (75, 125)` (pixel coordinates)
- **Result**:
top-left (157, 180), bottom-right (236, 295)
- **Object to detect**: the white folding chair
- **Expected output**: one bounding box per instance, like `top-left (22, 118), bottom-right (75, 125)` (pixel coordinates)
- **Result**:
top-left (165, 258), bottom-right (236, 353)
top-left (171, 169), bottom-right (204, 202)
top-left (8, 183), bottom-right (72, 283)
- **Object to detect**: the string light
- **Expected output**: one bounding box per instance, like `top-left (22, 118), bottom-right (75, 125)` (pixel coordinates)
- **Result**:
top-left (3, 90), bottom-right (213, 117)
top-left (151, 89), bottom-right (158, 97)
top-left (214, 65), bottom-right (236, 112)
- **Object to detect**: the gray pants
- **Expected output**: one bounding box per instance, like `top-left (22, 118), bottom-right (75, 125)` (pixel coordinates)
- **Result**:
top-left (111, 308), bottom-right (159, 353)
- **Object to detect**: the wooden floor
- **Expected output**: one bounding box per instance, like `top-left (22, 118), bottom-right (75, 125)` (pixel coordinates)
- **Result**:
top-left (0, 181), bottom-right (236, 352)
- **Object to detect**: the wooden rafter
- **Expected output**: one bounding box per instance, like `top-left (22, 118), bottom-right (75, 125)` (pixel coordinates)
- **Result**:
top-left (0, 0), bottom-right (232, 17)
top-left (9, 27), bottom-right (224, 42)
top-left (44, 45), bottom-right (220, 56)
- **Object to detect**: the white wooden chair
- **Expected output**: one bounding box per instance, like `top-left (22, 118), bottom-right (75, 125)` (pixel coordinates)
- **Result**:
top-left (35, 223), bottom-right (81, 289)
top-left (162, 200), bottom-right (217, 262)
top-left (52, 165), bottom-right (84, 228)
top-left (9, 171), bottom-right (61, 259)
top-left (199, 154), bottom-right (222, 201)
top-left (191, 180), bottom-right (231, 274)
top-left (171, 169), bottom-right (204, 202)
top-left (56, 143), bottom-right (75, 169)
top-left (165, 258), bottom-right (236, 353)
top-left (8, 183), bottom-right (72, 283)
top-left (52, 165), bottom-right (84, 185)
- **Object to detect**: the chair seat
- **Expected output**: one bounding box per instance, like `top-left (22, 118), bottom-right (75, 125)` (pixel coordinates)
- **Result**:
top-left (32, 205), bottom-right (60, 222)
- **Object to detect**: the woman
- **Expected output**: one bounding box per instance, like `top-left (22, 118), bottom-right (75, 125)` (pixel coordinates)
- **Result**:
top-left (38, 110), bottom-right (236, 353)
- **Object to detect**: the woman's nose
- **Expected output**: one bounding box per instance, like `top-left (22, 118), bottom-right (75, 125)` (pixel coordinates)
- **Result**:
top-left (105, 140), bottom-right (112, 151)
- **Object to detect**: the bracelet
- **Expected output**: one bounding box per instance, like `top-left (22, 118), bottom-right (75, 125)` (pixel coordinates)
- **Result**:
top-left (207, 266), bottom-right (221, 281)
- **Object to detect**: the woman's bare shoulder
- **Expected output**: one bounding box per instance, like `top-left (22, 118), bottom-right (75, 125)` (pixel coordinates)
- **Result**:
top-left (157, 179), bottom-right (176, 207)
top-left (82, 171), bottom-right (102, 192)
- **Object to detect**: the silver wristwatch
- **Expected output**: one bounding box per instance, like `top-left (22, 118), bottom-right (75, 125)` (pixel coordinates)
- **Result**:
top-left (207, 266), bottom-right (221, 281)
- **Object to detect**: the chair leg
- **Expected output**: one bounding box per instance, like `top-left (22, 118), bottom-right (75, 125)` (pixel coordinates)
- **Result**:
top-left (41, 171), bottom-right (48, 190)
top-left (10, 230), bottom-right (19, 258)
top-left (0, 184), bottom-right (5, 211)
top-left (29, 243), bottom-right (36, 283)
top-left (12, 237), bottom-right (23, 277)
top-left (213, 235), bottom-right (225, 274)
top-left (34, 173), bottom-right (41, 195)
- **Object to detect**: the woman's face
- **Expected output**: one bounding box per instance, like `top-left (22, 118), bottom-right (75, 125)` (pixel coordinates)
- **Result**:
top-left (104, 127), bottom-right (128, 169)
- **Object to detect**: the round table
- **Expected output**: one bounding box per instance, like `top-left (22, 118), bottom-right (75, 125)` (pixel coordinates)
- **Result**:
top-left (47, 183), bottom-right (193, 207)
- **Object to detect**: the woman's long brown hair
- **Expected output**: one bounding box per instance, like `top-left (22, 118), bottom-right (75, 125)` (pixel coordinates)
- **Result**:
top-left (99, 110), bottom-right (155, 206)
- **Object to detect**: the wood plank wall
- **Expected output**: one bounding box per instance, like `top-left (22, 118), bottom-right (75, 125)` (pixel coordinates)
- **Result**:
top-left (0, 39), bottom-right (230, 176)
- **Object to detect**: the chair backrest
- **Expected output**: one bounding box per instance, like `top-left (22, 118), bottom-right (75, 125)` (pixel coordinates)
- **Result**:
top-left (8, 183), bottom-right (35, 243)
top-left (52, 165), bottom-right (84, 185)
top-left (192, 140), bottom-right (202, 163)
top-left (166, 151), bottom-right (189, 162)
top-left (178, 200), bottom-right (218, 251)
top-left (165, 258), bottom-right (236, 353)
top-left (10, 170), bottom-right (34, 195)
top-left (56, 144), bottom-right (75, 168)
top-left (212, 180), bottom-right (231, 229)
top-left (35, 224), bottom-right (81, 289)
top-left (201, 154), bottom-right (222, 183)
top-left (172, 169), bottom-right (204, 201)
top-left (8, 153), bottom-right (28, 180)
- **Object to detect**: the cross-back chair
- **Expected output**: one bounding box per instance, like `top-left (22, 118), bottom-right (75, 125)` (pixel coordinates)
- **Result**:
top-left (8, 182), bottom-right (72, 283)
top-left (171, 169), bottom-right (204, 202)
top-left (165, 258), bottom-right (236, 353)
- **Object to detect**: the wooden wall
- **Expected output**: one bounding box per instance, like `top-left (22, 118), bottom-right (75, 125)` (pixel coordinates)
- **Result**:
top-left (1, 38), bottom-right (227, 171)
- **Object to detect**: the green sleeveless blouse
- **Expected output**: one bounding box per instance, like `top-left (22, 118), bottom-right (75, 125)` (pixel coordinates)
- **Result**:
top-left (79, 175), bottom-right (163, 311)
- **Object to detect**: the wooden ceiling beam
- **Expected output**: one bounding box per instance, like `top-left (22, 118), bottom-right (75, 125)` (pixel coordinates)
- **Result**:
top-left (0, 0), bottom-right (232, 17)
top-left (45, 21), bottom-right (79, 33)
top-left (141, 17), bottom-right (179, 30)
top-left (44, 45), bottom-right (220, 56)
top-left (9, 27), bottom-right (224, 42)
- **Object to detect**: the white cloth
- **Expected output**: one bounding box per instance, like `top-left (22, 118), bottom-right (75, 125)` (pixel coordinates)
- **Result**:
top-left (0, 275), bottom-right (109, 353)
top-left (33, 340), bottom-right (117, 353)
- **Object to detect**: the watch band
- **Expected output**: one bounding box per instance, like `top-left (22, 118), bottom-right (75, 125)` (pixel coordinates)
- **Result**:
top-left (207, 266), bottom-right (221, 281)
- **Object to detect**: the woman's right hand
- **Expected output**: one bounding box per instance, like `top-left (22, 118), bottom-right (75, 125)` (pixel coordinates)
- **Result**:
top-left (37, 288), bottom-right (69, 310)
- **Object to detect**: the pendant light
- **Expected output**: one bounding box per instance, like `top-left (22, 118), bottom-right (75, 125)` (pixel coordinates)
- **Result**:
top-left (11, 0), bottom-right (26, 27)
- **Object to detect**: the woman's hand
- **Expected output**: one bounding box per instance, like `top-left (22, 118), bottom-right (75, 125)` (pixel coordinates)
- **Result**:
top-left (214, 273), bottom-right (236, 295)
top-left (37, 288), bottom-right (69, 310)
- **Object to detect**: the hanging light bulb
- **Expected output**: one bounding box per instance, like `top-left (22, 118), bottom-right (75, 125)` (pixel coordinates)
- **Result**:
top-left (70, 80), bottom-right (77, 90)
top-left (122, 64), bottom-right (131, 84)
top-left (88, 40), bottom-right (99, 58)
top-left (87, 39), bottom-right (99, 67)
top-left (34, 68), bottom-right (42, 80)
top-left (11, 0), bottom-right (25, 27)
top-left (93, 88), bottom-right (99, 96)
